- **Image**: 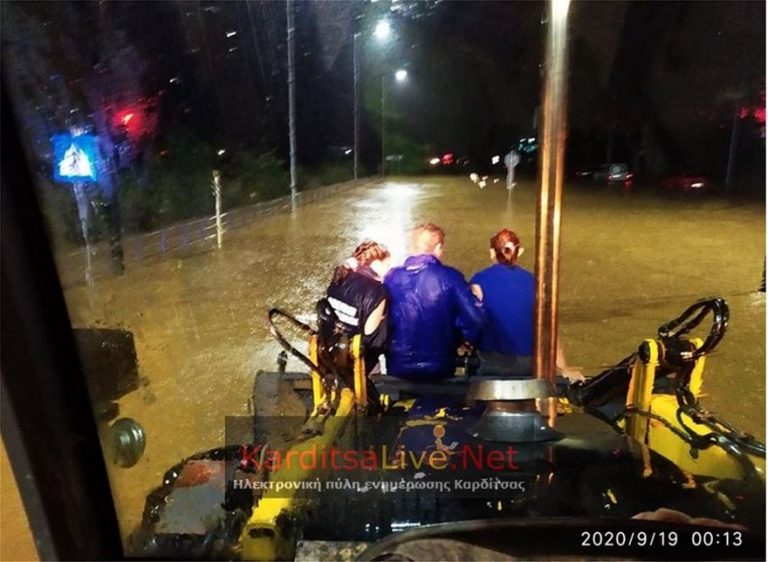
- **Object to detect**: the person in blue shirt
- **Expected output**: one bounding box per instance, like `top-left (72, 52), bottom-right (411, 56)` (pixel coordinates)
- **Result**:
top-left (384, 223), bottom-right (484, 380)
top-left (470, 228), bottom-right (582, 380)
top-left (469, 229), bottom-right (534, 376)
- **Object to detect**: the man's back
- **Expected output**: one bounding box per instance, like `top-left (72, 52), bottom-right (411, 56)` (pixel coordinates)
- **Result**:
top-left (384, 254), bottom-right (483, 379)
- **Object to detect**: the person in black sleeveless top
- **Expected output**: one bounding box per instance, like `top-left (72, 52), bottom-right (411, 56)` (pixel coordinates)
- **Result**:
top-left (325, 241), bottom-right (391, 374)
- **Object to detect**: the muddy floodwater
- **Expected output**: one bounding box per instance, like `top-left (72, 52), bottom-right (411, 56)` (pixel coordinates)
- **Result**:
top-left (29, 177), bottom-right (768, 546)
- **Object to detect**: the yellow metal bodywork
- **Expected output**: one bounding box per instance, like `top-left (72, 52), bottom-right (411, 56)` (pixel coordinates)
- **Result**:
top-left (240, 335), bottom-right (368, 561)
top-left (309, 334), bottom-right (366, 409)
top-left (239, 330), bottom-right (763, 560)
top-left (625, 339), bottom-right (661, 441)
top-left (624, 338), bottom-right (764, 481)
top-left (239, 388), bottom-right (357, 561)
top-left (308, 334), bottom-right (324, 407)
top-left (351, 335), bottom-right (367, 406)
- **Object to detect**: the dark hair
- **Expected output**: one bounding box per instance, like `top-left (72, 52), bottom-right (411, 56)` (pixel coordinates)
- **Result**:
top-left (331, 240), bottom-right (390, 285)
top-left (490, 229), bottom-right (521, 265)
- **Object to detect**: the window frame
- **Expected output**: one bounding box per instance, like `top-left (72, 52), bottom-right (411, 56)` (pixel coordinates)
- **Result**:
top-left (1, 84), bottom-right (124, 561)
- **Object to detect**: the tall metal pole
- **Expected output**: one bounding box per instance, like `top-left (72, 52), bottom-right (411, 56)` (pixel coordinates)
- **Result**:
top-left (212, 170), bottom-right (223, 249)
top-left (381, 75), bottom-right (386, 175)
top-left (725, 1), bottom-right (750, 191)
top-left (73, 183), bottom-right (93, 286)
top-left (353, 32), bottom-right (360, 181)
top-left (534, 0), bottom-right (570, 424)
top-left (724, 109), bottom-right (740, 189)
top-left (286, 0), bottom-right (298, 209)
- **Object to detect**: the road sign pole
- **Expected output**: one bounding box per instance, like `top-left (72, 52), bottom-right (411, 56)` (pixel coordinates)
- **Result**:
top-left (72, 182), bottom-right (93, 285)
top-left (212, 170), bottom-right (223, 249)
top-left (287, 0), bottom-right (298, 209)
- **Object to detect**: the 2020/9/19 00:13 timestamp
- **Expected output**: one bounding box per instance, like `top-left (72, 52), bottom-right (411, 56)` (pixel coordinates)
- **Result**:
top-left (580, 530), bottom-right (745, 548)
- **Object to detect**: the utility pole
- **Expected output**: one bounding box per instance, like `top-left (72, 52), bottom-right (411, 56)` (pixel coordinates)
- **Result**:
top-left (353, 32), bottom-right (360, 181)
top-left (286, 0), bottom-right (298, 209)
top-left (381, 76), bottom-right (386, 175)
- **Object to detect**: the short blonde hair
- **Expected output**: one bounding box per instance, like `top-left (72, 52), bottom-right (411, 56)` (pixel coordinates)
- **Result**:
top-left (410, 223), bottom-right (445, 255)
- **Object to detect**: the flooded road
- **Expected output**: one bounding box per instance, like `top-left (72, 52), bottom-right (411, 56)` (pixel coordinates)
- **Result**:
top-left (56, 176), bottom-right (766, 543)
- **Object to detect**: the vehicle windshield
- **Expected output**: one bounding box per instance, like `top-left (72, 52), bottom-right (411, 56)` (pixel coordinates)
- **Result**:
top-left (1, 1), bottom-right (765, 560)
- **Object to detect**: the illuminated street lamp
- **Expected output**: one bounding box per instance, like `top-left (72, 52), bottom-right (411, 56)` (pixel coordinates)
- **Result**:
top-left (382, 69), bottom-right (408, 175)
top-left (374, 20), bottom-right (391, 41)
top-left (354, 19), bottom-right (400, 177)
top-left (353, 19), bottom-right (394, 180)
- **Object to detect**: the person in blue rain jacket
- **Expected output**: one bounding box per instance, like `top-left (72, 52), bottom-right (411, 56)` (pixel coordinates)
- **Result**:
top-left (384, 223), bottom-right (484, 380)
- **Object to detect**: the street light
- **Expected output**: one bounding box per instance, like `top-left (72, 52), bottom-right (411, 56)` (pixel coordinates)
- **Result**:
top-left (374, 20), bottom-right (391, 41)
top-left (382, 69), bottom-right (408, 175)
top-left (353, 32), bottom-right (360, 180)
top-left (353, 19), bottom-right (392, 180)
top-left (354, 19), bottom-right (396, 179)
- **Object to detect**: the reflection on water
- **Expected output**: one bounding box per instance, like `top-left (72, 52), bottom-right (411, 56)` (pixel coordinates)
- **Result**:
top-left (354, 182), bottom-right (420, 266)
top-left (57, 176), bottom-right (764, 543)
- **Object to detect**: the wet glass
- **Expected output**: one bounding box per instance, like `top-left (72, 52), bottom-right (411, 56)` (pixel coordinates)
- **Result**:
top-left (1, 1), bottom-right (765, 559)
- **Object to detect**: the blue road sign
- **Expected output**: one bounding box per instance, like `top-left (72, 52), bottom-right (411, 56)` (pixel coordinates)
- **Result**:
top-left (51, 133), bottom-right (99, 183)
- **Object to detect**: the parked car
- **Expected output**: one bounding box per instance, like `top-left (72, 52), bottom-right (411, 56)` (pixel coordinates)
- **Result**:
top-left (593, 163), bottom-right (633, 183)
top-left (661, 171), bottom-right (709, 192)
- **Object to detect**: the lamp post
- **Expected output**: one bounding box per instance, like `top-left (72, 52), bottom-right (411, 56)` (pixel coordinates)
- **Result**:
top-left (381, 75), bottom-right (385, 173)
top-left (286, 0), bottom-right (297, 209)
top-left (353, 32), bottom-right (360, 180)
top-left (357, 19), bottom-right (405, 176)
top-left (371, 19), bottom-right (394, 175)
top-left (381, 69), bottom-right (407, 175)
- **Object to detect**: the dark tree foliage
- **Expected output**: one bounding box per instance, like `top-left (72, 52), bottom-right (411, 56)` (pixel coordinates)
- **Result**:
top-left (572, 0), bottom-right (764, 187)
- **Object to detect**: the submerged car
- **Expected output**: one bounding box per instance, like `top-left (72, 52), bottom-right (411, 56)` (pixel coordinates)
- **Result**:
top-left (593, 163), bottom-right (633, 183)
top-left (661, 171), bottom-right (710, 192)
